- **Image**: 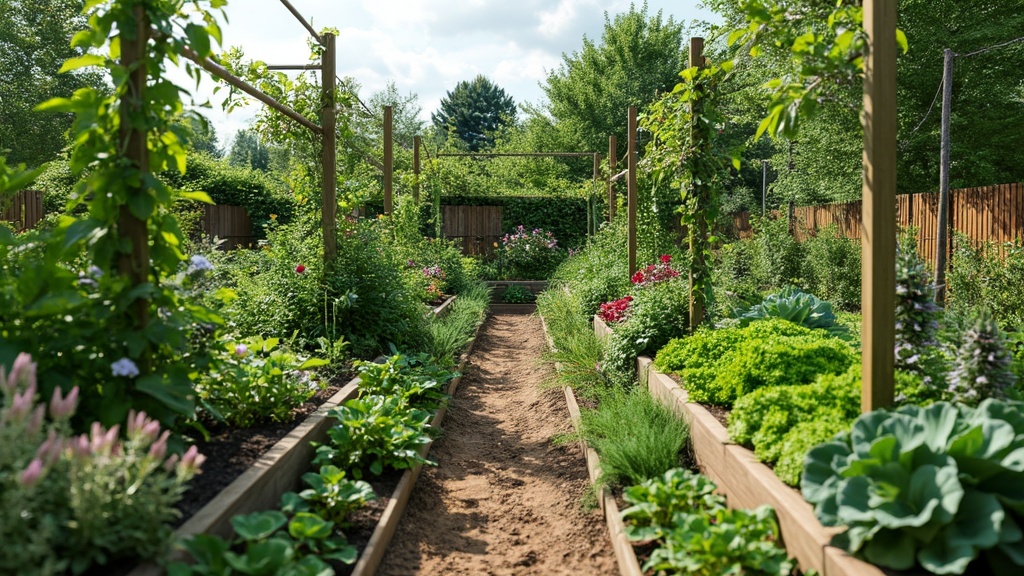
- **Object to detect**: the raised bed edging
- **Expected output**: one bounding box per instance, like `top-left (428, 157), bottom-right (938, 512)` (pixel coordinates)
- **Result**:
top-left (539, 314), bottom-right (641, 576)
top-left (636, 357), bottom-right (886, 576)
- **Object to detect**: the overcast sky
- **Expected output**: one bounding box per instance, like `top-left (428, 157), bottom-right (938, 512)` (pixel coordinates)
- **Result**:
top-left (173, 1), bottom-right (719, 150)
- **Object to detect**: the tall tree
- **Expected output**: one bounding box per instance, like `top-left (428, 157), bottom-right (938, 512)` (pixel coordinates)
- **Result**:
top-left (178, 112), bottom-right (222, 158)
top-left (542, 1), bottom-right (687, 156)
top-left (431, 75), bottom-right (516, 151)
top-left (227, 128), bottom-right (271, 172)
top-left (0, 0), bottom-right (106, 168)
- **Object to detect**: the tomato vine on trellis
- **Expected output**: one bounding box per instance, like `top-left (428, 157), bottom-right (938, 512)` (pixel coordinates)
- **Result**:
top-left (642, 57), bottom-right (738, 328)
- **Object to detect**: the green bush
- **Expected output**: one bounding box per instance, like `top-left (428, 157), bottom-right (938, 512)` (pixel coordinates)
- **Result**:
top-left (656, 319), bottom-right (854, 406)
top-left (773, 416), bottom-right (851, 486)
top-left (548, 218), bottom-right (630, 316)
top-left (803, 400), bottom-right (1024, 575)
top-left (748, 215), bottom-right (803, 291)
top-left (948, 235), bottom-right (1024, 332)
top-left (580, 386), bottom-right (690, 488)
top-left (801, 225), bottom-right (861, 311)
top-left (602, 277), bottom-right (691, 386)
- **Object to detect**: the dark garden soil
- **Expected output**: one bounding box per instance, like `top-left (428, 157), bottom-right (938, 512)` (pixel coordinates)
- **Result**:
top-left (377, 313), bottom-right (617, 576)
top-left (174, 371), bottom-right (354, 524)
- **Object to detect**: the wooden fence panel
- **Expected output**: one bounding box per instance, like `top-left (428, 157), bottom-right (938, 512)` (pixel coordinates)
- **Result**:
top-left (731, 183), bottom-right (1024, 265)
top-left (1, 189), bottom-right (44, 231)
top-left (203, 204), bottom-right (254, 249)
top-left (441, 205), bottom-right (503, 255)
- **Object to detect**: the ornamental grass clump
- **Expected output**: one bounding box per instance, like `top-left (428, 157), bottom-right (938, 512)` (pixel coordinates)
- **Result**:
top-left (0, 353), bottom-right (204, 575)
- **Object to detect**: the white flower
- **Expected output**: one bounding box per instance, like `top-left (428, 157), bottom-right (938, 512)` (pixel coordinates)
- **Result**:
top-left (111, 357), bottom-right (140, 378)
top-left (187, 255), bottom-right (214, 274)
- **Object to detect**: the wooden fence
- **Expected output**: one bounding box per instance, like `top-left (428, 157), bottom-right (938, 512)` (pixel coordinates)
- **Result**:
top-left (734, 183), bottom-right (1024, 263)
top-left (1, 190), bottom-right (44, 231)
top-left (442, 205), bottom-right (503, 255)
top-left (202, 204), bottom-right (255, 249)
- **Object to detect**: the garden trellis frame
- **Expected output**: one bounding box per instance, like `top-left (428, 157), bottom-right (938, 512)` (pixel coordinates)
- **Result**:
top-left (177, 0), bottom-right (340, 262)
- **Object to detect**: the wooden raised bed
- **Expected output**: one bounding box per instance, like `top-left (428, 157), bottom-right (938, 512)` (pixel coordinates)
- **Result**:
top-left (131, 303), bottom-right (484, 576)
top-left (593, 314), bottom-right (884, 576)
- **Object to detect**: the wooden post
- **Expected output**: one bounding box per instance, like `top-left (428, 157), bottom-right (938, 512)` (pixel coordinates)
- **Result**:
top-left (935, 48), bottom-right (954, 304)
top-left (119, 5), bottom-right (150, 331)
top-left (321, 32), bottom-right (337, 262)
top-left (608, 135), bottom-right (617, 221)
top-left (689, 37), bottom-right (707, 331)
top-left (593, 153), bottom-right (602, 234)
top-left (861, 0), bottom-right (897, 412)
top-left (413, 135), bottom-right (421, 204)
top-left (627, 107), bottom-right (638, 276)
top-left (384, 105), bottom-right (393, 215)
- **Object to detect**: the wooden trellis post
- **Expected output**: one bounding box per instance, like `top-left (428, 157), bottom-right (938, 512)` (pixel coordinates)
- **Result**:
top-left (384, 105), bottom-right (393, 214)
top-left (413, 135), bottom-right (421, 203)
top-left (608, 135), bottom-right (617, 221)
top-left (689, 37), bottom-right (707, 331)
top-left (627, 107), bottom-right (638, 276)
top-left (321, 32), bottom-right (337, 262)
top-left (861, 0), bottom-right (897, 411)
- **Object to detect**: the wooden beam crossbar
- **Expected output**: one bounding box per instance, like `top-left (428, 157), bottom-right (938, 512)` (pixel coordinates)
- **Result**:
top-left (435, 152), bottom-right (597, 158)
top-left (266, 64), bottom-right (322, 71)
top-left (278, 0), bottom-right (322, 45)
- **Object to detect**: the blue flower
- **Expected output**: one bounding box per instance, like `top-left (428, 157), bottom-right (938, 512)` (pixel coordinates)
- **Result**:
top-left (111, 357), bottom-right (140, 378)
top-left (187, 255), bottom-right (214, 274)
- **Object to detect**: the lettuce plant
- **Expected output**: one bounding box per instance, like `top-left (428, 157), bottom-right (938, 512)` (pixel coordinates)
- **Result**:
top-left (734, 286), bottom-right (838, 332)
top-left (803, 400), bottom-right (1024, 574)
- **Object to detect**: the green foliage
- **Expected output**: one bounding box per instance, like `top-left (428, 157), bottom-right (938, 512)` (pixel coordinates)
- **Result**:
top-left (579, 386), bottom-right (689, 488)
top-left (801, 225), bottom-right (861, 310)
top-left (0, 0), bottom-right (106, 168)
top-left (536, 286), bottom-right (606, 400)
top-left (1, 354), bottom-right (202, 574)
top-left (803, 400), bottom-right (1024, 575)
top-left (226, 128), bottom-right (271, 171)
top-left (543, 2), bottom-right (686, 157)
top-left (774, 417), bottom-right (851, 487)
top-left (657, 319), bottom-right (855, 406)
top-left (170, 510), bottom-right (353, 575)
top-left (895, 234), bottom-right (942, 372)
top-left (749, 215), bottom-right (804, 290)
top-left (195, 336), bottom-right (327, 428)
top-left (501, 284), bottom-right (535, 304)
top-left (352, 353), bottom-right (457, 412)
top-left (495, 225), bottom-right (564, 280)
top-left (947, 308), bottom-right (1018, 405)
top-left (293, 465), bottom-right (376, 527)
top-left (735, 286), bottom-right (839, 331)
top-left (621, 468), bottom-right (795, 576)
top-left (948, 236), bottom-right (1024, 333)
top-left (602, 277), bottom-right (691, 386)
top-left (431, 75), bottom-right (515, 151)
top-left (548, 218), bottom-right (630, 316)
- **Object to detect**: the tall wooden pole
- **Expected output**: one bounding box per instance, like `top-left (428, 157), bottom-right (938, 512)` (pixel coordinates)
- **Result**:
top-left (384, 105), bottom-right (393, 215)
top-left (627, 107), bottom-right (638, 276)
top-left (413, 135), bottom-right (421, 203)
top-left (119, 5), bottom-right (150, 332)
top-left (689, 37), bottom-right (707, 331)
top-left (608, 135), bottom-right (617, 221)
top-left (592, 153), bottom-right (602, 235)
top-left (861, 0), bottom-right (897, 412)
top-left (935, 48), bottom-right (954, 304)
top-left (321, 32), bottom-right (337, 262)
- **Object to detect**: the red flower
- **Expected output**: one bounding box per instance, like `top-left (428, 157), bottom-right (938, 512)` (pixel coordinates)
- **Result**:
top-left (295, 264), bottom-right (306, 274)
top-left (660, 254), bottom-right (671, 264)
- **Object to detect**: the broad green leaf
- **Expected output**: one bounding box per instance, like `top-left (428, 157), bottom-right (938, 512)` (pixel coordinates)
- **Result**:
top-left (288, 512), bottom-right (333, 540)
top-left (297, 358), bottom-right (330, 370)
top-left (178, 190), bottom-right (214, 204)
top-left (136, 374), bottom-right (195, 417)
top-left (59, 54), bottom-right (105, 73)
top-left (231, 511), bottom-right (288, 541)
top-left (919, 491), bottom-right (1003, 574)
top-left (863, 528), bottom-right (918, 570)
top-left (34, 97), bottom-right (74, 113)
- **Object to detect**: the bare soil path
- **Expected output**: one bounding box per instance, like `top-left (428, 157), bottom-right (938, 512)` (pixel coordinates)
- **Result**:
top-left (377, 313), bottom-right (616, 576)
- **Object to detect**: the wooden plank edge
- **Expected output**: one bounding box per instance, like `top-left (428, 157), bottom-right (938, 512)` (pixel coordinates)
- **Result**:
top-left (638, 357), bottom-right (886, 576)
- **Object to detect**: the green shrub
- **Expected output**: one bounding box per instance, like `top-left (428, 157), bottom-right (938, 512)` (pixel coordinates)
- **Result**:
top-left (773, 416), bottom-right (850, 486)
top-left (894, 233), bottom-right (942, 373)
top-left (948, 235), bottom-right (1024, 332)
top-left (748, 215), bottom-right (803, 291)
top-left (501, 284), bottom-right (535, 303)
top-left (602, 277), bottom-right (691, 386)
top-left (801, 225), bottom-right (861, 311)
top-left (580, 386), bottom-right (689, 488)
top-left (549, 218), bottom-right (630, 316)
top-left (712, 240), bottom-right (762, 316)
top-left (803, 399), bottom-right (1024, 575)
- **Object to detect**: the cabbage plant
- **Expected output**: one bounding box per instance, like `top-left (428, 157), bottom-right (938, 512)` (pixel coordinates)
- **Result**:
top-left (802, 400), bottom-right (1024, 575)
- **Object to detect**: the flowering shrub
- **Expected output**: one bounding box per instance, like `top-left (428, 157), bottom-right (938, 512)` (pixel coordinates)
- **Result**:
top-left (499, 225), bottom-right (564, 280)
top-left (631, 255), bottom-right (680, 287)
top-left (0, 353), bottom-right (204, 574)
top-left (599, 295), bottom-right (633, 323)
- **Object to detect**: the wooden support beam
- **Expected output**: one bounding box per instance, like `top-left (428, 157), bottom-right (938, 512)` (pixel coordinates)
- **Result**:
top-left (689, 37), bottom-right (707, 331)
top-left (435, 152), bottom-right (597, 158)
top-left (278, 0), bottom-right (322, 44)
top-left (384, 106), bottom-right (393, 214)
top-left (266, 64), bottom-right (322, 71)
top-left (119, 5), bottom-right (151, 333)
top-left (628, 106), bottom-right (638, 276)
top-left (935, 48), bottom-right (954, 304)
top-left (861, 0), bottom-right (897, 412)
top-left (321, 32), bottom-right (337, 262)
top-left (608, 135), bottom-right (617, 221)
top-left (413, 135), bottom-right (421, 203)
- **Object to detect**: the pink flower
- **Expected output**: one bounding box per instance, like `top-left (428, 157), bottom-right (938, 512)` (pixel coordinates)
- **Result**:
top-left (234, 344), bottom-right (248, 357)
top-left (49, 386), bottom-right (79, 420)
top-left (19, 458), bottom-right (45, 488)
top-left (181, 445), bottom-right (206, 474)
top-left (148, 430), bottom-right (171, 461)
top-left (295, 264), bottom-right (306, 274)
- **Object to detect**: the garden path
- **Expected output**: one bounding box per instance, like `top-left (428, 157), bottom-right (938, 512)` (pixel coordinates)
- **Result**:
top-left (377, 313), bottom-right (616, 575)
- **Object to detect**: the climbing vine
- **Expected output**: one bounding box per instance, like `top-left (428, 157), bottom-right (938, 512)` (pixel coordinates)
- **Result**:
top-left (642, 58), bottom-right (737, 327)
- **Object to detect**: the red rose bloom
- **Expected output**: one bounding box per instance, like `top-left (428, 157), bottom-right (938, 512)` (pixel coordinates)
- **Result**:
top-left (295, 264), bottom-right (306, 274)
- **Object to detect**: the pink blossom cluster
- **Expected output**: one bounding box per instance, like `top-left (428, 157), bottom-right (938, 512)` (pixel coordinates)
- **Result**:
top-left (631, 255), bottom-right (680, 286)
top-left (502, 225), bottom-right (558, 250)
top-left (599, 295), bottom-right (633, 323)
